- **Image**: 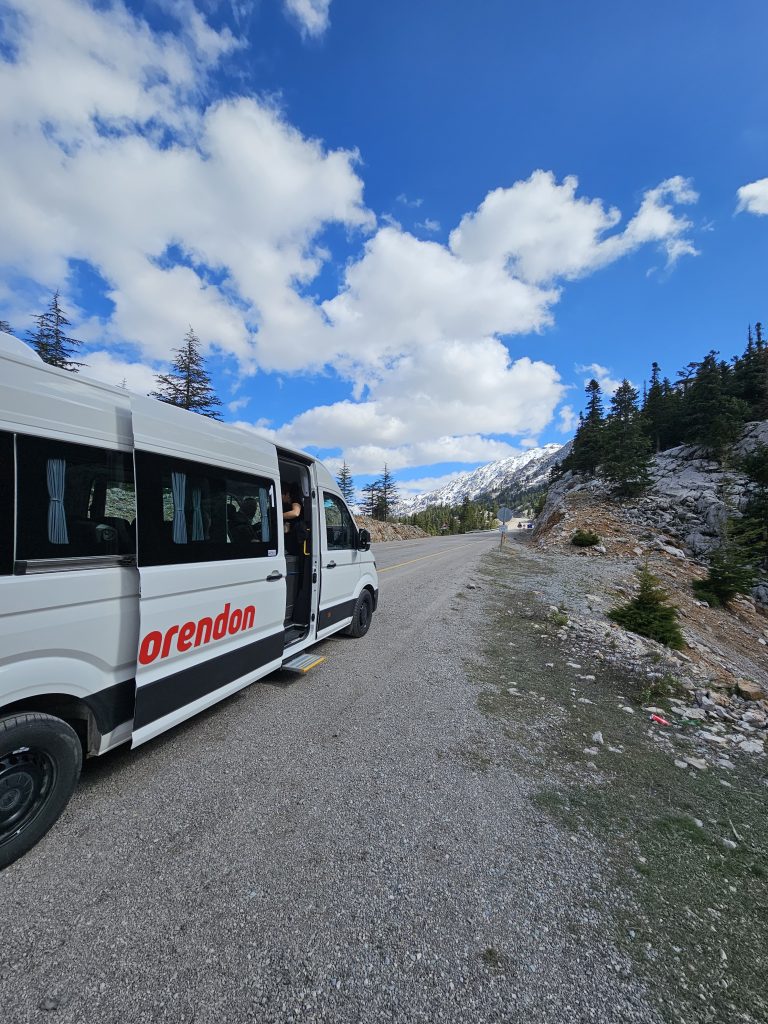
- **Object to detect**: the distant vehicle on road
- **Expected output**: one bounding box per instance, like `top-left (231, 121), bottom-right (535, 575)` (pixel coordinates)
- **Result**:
top-left (0, 332), bottom-right (378, 869)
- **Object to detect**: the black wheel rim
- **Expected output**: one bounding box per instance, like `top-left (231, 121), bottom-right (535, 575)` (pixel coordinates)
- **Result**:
top-left (0, 746), bottom-right (57, 848)
top-left (359, 598), bottom-right (370, 630)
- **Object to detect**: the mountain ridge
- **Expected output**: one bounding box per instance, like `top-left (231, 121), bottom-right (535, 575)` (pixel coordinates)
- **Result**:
top-left (397, 442), bottom-right (569, 514)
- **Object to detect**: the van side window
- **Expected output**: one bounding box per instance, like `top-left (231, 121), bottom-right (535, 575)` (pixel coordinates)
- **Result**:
top-left (0, 431), bottom-right (13, 574)
top-left (16, 435), bottom-right (136, 562)
top-left (323, 493), bottom-right (356, 550)
top-left (135, 451), bottom-right (277, 566)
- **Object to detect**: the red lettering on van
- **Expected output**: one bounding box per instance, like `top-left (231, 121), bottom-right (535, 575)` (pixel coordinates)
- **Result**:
top-left (138, 603), bottom-right (256, 665)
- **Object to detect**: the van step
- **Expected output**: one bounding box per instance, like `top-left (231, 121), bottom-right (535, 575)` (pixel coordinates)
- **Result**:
top-left (282, 653), bottom-right (326, 674)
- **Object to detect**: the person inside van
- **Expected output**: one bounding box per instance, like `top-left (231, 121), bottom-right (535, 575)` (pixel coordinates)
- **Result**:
top-left (281, 483), bottom-right (303, 555)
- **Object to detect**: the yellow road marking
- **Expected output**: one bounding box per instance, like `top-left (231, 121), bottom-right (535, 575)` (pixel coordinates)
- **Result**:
top-left (378, 542), bottom-right (476, 574)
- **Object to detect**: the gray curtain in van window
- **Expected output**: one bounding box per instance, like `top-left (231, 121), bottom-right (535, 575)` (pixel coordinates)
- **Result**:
top-left (46, 458), bottom-right (69, 545)
top-left (191, 486), bottom-right (204, 541)
top-left (171, 471), bottom-right (188, 544)
top-left (259, 488), bottom-right (270, 543)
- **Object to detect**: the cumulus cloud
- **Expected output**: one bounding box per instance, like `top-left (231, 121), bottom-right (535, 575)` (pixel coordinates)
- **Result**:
top-left (282, 0), bottom-right (332, 38)
top-left (450, 171), bottom-right (699, 282)
top-left (737, 178), bottom-right (768, 216)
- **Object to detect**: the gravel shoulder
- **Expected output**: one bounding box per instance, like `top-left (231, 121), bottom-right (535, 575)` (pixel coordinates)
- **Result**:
top-left (5, 533), bottom-right (758, 1023)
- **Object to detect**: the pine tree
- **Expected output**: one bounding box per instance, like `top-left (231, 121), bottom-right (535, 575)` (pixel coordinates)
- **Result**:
top-left (27, 291), bottom-right (85, 371)
top-left (377, 464), bottom-right (399, 521)
top-left (642, 362), bottom-right (681, 452)
top-left (336, 461), bottom-right (355, 504)
top-left (609, 563), bottom-right (684, 649)
top-left (681, 351), bottom-right (749, 456)
top-left (359, 481), bottom-right (383, 519)
top-left (692, 473), bottom-right (760, 607)
top-left (600, 380), bottom-right (651, 496)
top-left (564, 379), bottom-right (605, 475)
top-left (0, 320), bottom-right (12, 334)
top-left (151, 327), bottom-right (222, 419)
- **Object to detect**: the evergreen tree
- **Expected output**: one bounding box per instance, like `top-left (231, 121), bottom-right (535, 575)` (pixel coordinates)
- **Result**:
top-left (609, 563), bottom-right (684, 649)
top-left (359, 481), bottom-right (383, 519)
top-left (151, 328), bottom-right (222, 419)
top-left (376, 464), bottom-right (399, 521)
top-left (0, 320), bottom-right (12, 334)
top-left (642, 362), bottom-right (681, 452)
top-left (600, 380), bottom-right (651, 496)
top-left (563, 379), bottom-right (605, 475)
top-left (738, 446), bottom-right (768, 572)
top-left (336, 461), bottom-right (355, 504)
top-left (681, 351), bottom-right (749, 456)
top-left (27, 291), bottom-right (85, 371)
top-left (692, 472), bottom-right (760, 607)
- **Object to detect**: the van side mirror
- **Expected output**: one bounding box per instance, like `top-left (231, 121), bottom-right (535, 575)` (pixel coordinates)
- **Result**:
top-left (357, 528), bottom-right (371, 551)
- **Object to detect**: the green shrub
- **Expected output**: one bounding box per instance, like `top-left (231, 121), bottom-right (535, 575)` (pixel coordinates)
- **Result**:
top-left (609, 565), bottom-right (684, 649)
top-left (571, 529), bottom-right (600, 547)
top-left (692, 519), bottom-right (758, 607)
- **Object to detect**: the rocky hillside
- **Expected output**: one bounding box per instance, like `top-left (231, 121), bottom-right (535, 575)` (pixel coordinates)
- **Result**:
top-left (397, 443), bottom-right (568, 514)
top-left (528, 421), bottom-right (768, 769)
top-left (353, 516), bottom-right (428, 542)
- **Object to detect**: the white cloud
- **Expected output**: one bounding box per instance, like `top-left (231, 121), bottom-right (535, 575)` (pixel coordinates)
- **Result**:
top-left (449, 171), bottom-right (699, 282)
top-left (282, 0), bottom-right (332, 38)
top-left (576, 363), bottom-right (623, 397)
top-left (396, 193), bottom-right (423, 208)
top-left (81, 349), bottom-right (158, 394)
top-left (416, 218), bottom-right (441, 233)
top-left (736, 177), bottom-right (768, 216)
top-left (398, 472), bottom-right (466, 495)
top-left (557, 405), bottom-right (578, 433)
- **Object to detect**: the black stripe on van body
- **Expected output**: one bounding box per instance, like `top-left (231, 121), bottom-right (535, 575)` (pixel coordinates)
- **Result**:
top-left (318, 597), bottom-right (356, 630)
top-left (133, 630), bottom-right (285, 731)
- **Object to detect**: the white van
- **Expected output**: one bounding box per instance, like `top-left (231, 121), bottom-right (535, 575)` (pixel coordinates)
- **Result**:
top-left (0, 333), bottom-right (378, 868)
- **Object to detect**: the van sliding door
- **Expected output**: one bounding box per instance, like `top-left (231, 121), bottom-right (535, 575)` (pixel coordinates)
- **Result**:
top-left (130, 403), bottom-right (286, 746)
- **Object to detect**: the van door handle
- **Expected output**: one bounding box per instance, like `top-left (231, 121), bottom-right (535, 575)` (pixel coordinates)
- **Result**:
top-left (266, 570), bottom-right (283, 581)
top-left (326, 561), bottom-right (337, 569)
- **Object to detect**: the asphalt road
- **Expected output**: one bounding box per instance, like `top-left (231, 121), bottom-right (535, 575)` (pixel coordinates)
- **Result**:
top-left (0, 532), bottom-right (655, 1024)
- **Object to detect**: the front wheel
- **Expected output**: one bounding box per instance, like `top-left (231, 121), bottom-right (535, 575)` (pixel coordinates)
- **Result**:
top-left (0, 713), bottom-right (82, 870)
top-left (345, 590), bottom-right (373, 638)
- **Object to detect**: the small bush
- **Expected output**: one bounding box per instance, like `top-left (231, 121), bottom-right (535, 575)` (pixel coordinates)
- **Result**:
top-left (609, 564), bottom-right (684, 649)
top-left (572, 529), bottom-right (600, 547)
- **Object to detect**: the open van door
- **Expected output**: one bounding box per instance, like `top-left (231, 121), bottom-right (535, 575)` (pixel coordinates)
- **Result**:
top-left (317, 490), bottom-right (362, 637)
top-left (129, 397), bottom-right (287, 747)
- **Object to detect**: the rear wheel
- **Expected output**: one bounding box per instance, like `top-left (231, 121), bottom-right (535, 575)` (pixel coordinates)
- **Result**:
top-left (345, 590), bottom-right (373, 638)
top-left (0, 713), bottom-right (82, 870)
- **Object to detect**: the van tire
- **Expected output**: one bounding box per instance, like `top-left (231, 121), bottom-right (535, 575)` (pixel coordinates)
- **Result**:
top-left (0, 713), bottom-right (82, 871)
top-left (345, 590), bottom-right (373, 638)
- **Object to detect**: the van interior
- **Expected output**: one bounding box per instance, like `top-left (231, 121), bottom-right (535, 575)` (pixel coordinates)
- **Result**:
top-left (277, 453), bottom-right (314, 645)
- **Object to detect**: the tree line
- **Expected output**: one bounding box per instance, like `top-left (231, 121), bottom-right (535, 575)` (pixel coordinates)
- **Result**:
top-left (562, 323), bottom-right (768, 492)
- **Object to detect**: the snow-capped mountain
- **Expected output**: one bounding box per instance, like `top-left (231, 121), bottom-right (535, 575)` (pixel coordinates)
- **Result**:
top-left (397, 443), bottom-right (569, 515)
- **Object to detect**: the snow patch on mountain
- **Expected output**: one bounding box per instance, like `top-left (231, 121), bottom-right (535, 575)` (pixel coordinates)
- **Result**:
top-left (397, 443), bottom-right (568, 514)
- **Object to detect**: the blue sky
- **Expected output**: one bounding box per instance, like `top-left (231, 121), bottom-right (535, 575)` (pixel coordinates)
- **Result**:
top-left (1, 0), bottom-right (767, 497)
